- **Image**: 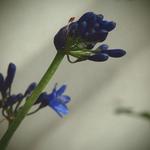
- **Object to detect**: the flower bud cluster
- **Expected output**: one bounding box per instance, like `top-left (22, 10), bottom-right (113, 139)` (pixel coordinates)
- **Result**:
top-left (0, 63), bottom-right (70, 122)
top-left (54, 12), bottom-right (126, 63)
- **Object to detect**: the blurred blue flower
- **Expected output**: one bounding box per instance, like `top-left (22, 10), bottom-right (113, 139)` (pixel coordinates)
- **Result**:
top-left (37, 84), bottom-right (71, 117)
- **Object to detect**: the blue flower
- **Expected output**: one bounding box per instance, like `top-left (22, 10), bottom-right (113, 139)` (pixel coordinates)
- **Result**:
top-left (54, 12), bottom-right (126, 63)
top-left (37, 84), bottom-right (71, 117)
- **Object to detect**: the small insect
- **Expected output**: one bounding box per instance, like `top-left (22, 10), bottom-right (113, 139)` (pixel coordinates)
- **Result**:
top-left (68, 17), bottom-right (75, 24)
top-left (66, 17), bottom-right (76, 33)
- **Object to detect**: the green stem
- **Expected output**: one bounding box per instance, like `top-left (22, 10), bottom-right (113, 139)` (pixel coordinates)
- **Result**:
top-left (0, 52), bottom-right (65, 150)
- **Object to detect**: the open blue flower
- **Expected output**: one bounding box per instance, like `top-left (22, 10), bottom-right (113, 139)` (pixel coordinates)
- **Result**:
top-left (37, 84), bottom-right (71, 117)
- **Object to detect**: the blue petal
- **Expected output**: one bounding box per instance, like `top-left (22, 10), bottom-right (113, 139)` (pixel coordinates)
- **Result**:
top-left (56, 85), bottom-right (67, 96)
top-left (48, 92), bottom-right (56, 101)
top-left (54, 104), bottom-right (69, 117)
top-left (49, 100), bottom-right (69, 117)
top-left (59, 95), bottom-right (71, 104)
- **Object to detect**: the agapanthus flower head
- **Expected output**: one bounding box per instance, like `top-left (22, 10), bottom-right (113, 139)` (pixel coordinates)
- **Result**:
top-left (54, 12), bottom-right (126, 63)
top-left (54, 12), bottom-right (115, 51)
top-left (37, 84), bottom-right (71, 117)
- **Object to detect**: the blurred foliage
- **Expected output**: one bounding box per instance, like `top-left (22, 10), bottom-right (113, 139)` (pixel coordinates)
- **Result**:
top-left (115, 106), bottom-right (150, 121)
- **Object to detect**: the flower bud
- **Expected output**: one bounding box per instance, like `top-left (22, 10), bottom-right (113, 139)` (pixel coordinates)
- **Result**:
top-left (54, 12), bottom-right (126, 63)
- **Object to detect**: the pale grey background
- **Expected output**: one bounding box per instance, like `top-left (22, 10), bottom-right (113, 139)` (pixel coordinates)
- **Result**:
top-left (0, 0), bottom-right (150, 150)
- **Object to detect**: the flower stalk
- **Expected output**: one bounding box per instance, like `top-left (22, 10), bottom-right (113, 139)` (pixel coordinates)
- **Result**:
top-left (0, 52), bottom-right (65, 150)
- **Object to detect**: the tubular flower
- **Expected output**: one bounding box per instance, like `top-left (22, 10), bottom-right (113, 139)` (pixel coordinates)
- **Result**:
top-left (54, 12), bottom-right (126, 63)
top-left (37, 84), bottom-right (71, 117)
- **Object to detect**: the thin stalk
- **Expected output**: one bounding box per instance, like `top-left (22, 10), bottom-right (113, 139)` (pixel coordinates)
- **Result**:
top-left (27, 107), bottom-right (41, 115)
top-left (0, 52), bottom-right (65, 150)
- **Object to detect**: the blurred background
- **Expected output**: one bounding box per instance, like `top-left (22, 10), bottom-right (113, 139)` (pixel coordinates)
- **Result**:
top-left (0, 0), bottom-right (150, 150)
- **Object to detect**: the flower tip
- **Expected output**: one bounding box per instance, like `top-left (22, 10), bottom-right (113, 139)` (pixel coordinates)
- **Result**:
top-left (24, 82), bottom-right (37, 96)
top-left (108, 49), bottom-right (126, 58)
top-left (107, 21), bottom-right (116, 31)
top-left (79, 12), bottom-right (95, 22)
top-left (99, 44), bottom-right (109, 50)
top-left (8, 63), bottom-right (16, 75)
top-left (4, 63), bottom-right (17, 90)
top-left (56, 84), bottom-right (67, 96)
